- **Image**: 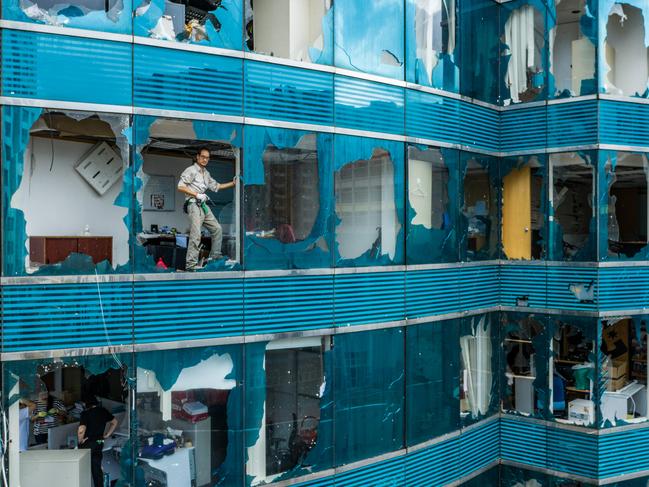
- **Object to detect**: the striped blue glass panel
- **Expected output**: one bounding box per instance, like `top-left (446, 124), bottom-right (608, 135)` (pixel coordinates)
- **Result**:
top-left (500, 265), bottom-right (547, 308)
top-left (244, 274), bottom-right (334, 334)
top-left (335, 272), bottom-right (405, 326)
top-left (133, 45), bottom-right (242, 115)
top-left (405, 437), bottom-right (460, 487)
top-left (457, 265), bottom-right (499, 311)
top-left (294, 477), bottom-right (335, 487)
top-left (406, 89), bottom-right (460, 144)
top-left (599, 428), bottom-right (649, 478)
top-left (546, 427), bottom-right (598, 478)
top-left (598, 266), bottom-right (649, 311)
top-left (547, 100), bottom-right (598, 148)
top-left (499, 417), bottom-right (548, 468)
top-left (133, 279), bottom-right (243, 342)
top-left (334, 76), bottom-right (405, 135)
top-left (405, 268), bottom-right (460, 318)
top-left (500, 106), bottom-right (547, 153)
top-left (2, 282), bottom-right (133, 352)
top-left (599, 99), bottom-right (649, 147)
top-left (459, 419), bottom-right (500, 476)
top-left (546, 266), bottom-right (597, 311)
top-left (335, 455), bottom-right (406, 486)
top-left (459, 101), bottom-right (500, 152)
top-left (1, 30), bottom-right (131, 106)
top-left (244, 61), bottom-right (334, 125)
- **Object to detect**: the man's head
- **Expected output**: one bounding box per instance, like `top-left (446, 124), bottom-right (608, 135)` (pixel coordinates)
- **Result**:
top-left (85, 396), bottom-right (99, 408)
top-left (195, 147), bottom-right (211, 168)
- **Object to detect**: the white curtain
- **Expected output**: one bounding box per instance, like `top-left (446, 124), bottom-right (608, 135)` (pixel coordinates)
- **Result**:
top-left (460, 316), bottom-right (493, 417)
top-left (505, 5), bottom-right (536, 103)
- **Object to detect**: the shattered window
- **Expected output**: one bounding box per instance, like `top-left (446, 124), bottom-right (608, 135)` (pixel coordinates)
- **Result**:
top-left (333, 0), bottom-right (405, 79)
top-left (459, 0), bottom-right (501, 103)
top-left (600, 318), bottom-right (648, 427)
top-left (406, 321), bottom-right (460, 445)
top-left (605, 151), bottom-right (649, 259)
top-left (549, 152), bottom-right (595, 261)
top-left (136, 345), bottom-right (243, 486)
top-left (333, 328), bottom-right (404, 466)
top-left (406, 0), bottom-right (459, 91)
top-left (334, 138), bottom-right (404, 266)
top-left (133, 116), bottom-right (240, 273)
top-left (502, 315), bottom-right (544, 416)
top-left (460, 314), bottom-right (497, 424)
top-left (3, 108), bottom-right (131, 276)
top-left (461, 153), bottom-right (498, 261)
top-left (134, 0), bottom-right (243, 48)
top-left (550, 319), bottom-right (595, 426)
top-left (245, 0), bottom-right (333, 64)
top-left (244, 127), bottom-right (333, 270)
top-left (501, 156), bottom-right (545, 260)
top-left (3, 0), bottom-right (132, 34)
top-left (502, 2), bottom-right (547, 103)
top-left (406, 145), bottom-right (457, 264)
top-left (603, 3), bottom-right (649, 97)
top-left (3, 354), bottom-right (132, 487)
top-left (246, 337), bottom-right (332, 485)
top-left (549, 0), bottom-right (596, 97)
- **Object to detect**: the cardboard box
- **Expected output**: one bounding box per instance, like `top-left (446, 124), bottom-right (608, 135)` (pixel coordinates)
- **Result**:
top-left (610, 360), bottom-right (628, 379)
top-left (607, 375), bottom-right (627, 392)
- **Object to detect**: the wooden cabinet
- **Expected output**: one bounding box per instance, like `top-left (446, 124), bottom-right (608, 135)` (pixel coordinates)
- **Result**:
top-left (29, 236), bottom-right (113, 266)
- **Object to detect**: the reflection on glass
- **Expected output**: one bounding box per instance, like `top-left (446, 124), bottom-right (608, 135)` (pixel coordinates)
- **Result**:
top-left (245, 135), bottom-right (320, 244)
top-left (137, 118), bottom-right (240, 271)
top-left (246, 0), bottom-right (332, 64)
top-left (603, 3), bottom-right (649, 96)
top-left (4, 357), bottom-right (130, 487)
top-left (9, 110), bottom-right (129, 275)
top-left (503, 3), bottom-right (546, 103)
top-left (502, 157), bottom-right (544, 260)
top-left (606, 152), bottom-right (649, 258)
top-left (462, 157), bottom-right (497, 260)
top-left (550, 152), bottom-right (594, 260)
top-left (551, 322), bottom-right (594, 425)
top-left (503, 317), bottom-right (542, 415)
top-left (335, 148), bottom-right (400, 262)
top-left (410, 0), bottom-right (457, 86)
top-left (137, 348), bottom-right (238, 487)
top-left (460, 315), bottom-right (494, 419)
top-left (550, 0), bottom-right (596, 97)
top-left (263, 339), bottom-right (325, 479)
top-left (600, 319), bottom-right (648, 426)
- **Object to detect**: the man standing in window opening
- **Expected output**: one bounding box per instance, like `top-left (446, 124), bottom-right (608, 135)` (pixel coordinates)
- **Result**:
top-left (78, 396), bottom-right (118, 487)
top-left (178, 147), bottom-right (237, 271)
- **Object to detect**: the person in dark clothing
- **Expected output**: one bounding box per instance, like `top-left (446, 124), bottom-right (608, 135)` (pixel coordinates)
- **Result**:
top-left (78, 397), bottom-right (118, 487)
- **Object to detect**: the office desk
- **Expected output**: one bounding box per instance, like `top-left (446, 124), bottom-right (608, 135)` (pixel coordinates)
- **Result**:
top-left (21, 449), bottom-right (91, 487)
top-left (30, 236), bottom-right (112, 265)
top-left (139, 233), bottom-right (235, 268)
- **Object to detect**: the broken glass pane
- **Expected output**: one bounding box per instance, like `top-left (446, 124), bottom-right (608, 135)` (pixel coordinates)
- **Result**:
top-left (599, 318), bottom-right (649, 427)
top-left (405, 0), bottom-right (459, 91)
top-left (133, 116), bottom-right (241, 273)
top-left (333, 0), bottom-right (405, 80)
top-left (601, 2), bottom-right (649, 97)
top-left (501, 155), bottom-right (546, 260)
top-left (406, 145), bottom-right (458, 264)
top-left (549, 151), bottom-right (596, 261)
top-left (549, 0), bottom-right (597, 97)
top-left (501, 1), bottom-right (548, 104)
top-left (602, 151), bottom-right (649, 260)
top-left (460, 152), bottom-right (499, 261)
top-left (134, 0), bottom-right (242, 48)
top-left (334, 136), bottom-right (405, 267)
top-left (245, 0), bottom-right (332, 64)
top-left (244, 126), bottom-right (333, 270)
top-left (3, 108), bottom-right (132, 276)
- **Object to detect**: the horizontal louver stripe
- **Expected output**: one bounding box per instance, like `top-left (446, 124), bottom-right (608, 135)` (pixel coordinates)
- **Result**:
top-left (500, 106), bottom-right (547, 152)
top-left (335, 272), bottom-right (405, 326)
top-left (406, 89), bottom-right (461, 144)
top-left (406, 268), bottom-right (460, 318)
top-left (547, 100), bottom-right (598, 147)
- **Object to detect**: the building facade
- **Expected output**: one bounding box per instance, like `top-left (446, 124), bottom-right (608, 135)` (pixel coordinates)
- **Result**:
top-left (1, 0), bottom-right (649, 485)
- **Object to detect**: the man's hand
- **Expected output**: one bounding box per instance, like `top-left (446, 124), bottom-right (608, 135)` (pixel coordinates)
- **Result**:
top-left (196, 193), bottom-right (207, 202)
top-left (232, 175), bottom-right (239, 185)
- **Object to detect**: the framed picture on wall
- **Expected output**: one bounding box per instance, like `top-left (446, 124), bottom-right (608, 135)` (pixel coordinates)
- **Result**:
top-left (143, 175), bottom-right (175, 211)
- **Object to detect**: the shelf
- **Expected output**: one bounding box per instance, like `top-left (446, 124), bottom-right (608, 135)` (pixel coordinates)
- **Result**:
top-left (505, 338), bottom-right (532, 344)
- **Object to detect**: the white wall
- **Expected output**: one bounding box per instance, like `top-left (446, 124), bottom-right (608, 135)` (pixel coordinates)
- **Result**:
top-left (11, 137), bottom-right (129, 268)
top-left (552, 21), bottom-right (579, 93)
top-left (606, 4), bottom-right (649, 96)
